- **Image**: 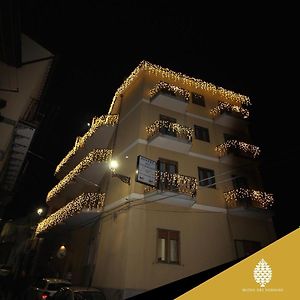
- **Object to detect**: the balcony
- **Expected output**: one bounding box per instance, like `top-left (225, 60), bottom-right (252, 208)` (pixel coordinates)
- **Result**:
top-left (144, 172), bottom-right (197, 207)
top-left (224, 188), bottom-right (274, 217)
top-left (146, 120), bottom-right (193, 153)
top-left (55, 114), bottom-right (118, 178)
top-left (215, 140), bottom-right (260, 164)
top-left (149, 82), bottom-right (189, 113)
top-left (210, 102), bottom-right (249, 130)
top-left (47, 149), bottom-right (112, 206)
top-left (36, 193), bottom-right (105, 236)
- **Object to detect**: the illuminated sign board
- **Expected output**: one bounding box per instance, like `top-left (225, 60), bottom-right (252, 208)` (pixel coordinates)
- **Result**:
top-left (136, 155), bottom-right (157, 187)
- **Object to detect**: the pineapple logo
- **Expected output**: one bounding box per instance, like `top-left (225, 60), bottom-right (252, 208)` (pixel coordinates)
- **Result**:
top-left (253, 259), bottom-right (272, 287)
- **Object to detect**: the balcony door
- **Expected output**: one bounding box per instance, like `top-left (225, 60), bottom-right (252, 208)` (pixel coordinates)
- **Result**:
top-left (158, 158), bottom-right (178, 191)
top-left (160, 115), bottom-right (177, 137)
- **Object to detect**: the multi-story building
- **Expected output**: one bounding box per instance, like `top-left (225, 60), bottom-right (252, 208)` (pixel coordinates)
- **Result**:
top-left (36, 61), bottom-right (275, 299)
top-left (0, 33), bottom-right (54, 214)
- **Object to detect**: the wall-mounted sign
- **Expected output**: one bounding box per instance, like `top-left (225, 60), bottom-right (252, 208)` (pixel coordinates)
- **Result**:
top-left (136, 155), bottom-right (157, 187)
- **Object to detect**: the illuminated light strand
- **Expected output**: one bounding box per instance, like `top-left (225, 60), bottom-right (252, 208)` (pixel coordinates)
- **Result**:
top-left (149, 81), bottom-right (190, 102)
top-left (144, 171), bottom-right (197, 197)
top-left (215, 140), bottom-right (261, 158)
top-left (55, 115), bottom-right (118, 176)
top-left (146, 120), bottom-right (193, 142)
top-left (210, 102), bottom-right (250, 119)
top-left (224, 188), bottom-right (274, 209)
top-left (108, 61), bottom-right (251, 114)
top-left (47, 149), bottom-right (112, 202)
top-left (36, 193), bottom-right (105, 236)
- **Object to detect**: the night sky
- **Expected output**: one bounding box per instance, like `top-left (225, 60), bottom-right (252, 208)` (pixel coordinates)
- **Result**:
top-left (4, 1), bottom-right (298, 237)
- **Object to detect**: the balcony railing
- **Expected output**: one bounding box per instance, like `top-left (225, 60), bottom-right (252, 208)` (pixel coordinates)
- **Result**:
top-left (146, 120), bottom-right (193, 142)
top-left (148, 82), bottom-right (190, 113)
top-left (145, 171), bottom-right (197, 198)
top-left (224, 188), bottom-right (274, 209)
top-left (36, 193), bottom-right (105, 236)
top-left (215, 140), bottom-right (260, 159)
top-left (210, 102), bottom-right (249, 119)
top-left (149, 81), bottom-right (190, 103)
top-left (55, 114), bottom-right (118, 176)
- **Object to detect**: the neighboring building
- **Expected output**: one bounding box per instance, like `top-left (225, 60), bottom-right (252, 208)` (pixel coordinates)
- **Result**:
top-left (0, 33), bottom-right (54, 215)
top-left (36, 61), bottom-right (275, 299)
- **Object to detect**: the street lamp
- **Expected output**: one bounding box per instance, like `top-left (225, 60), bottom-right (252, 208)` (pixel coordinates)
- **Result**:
top-left (109, 159), bottom-right (130, 185)
top-left (109, 160), bottom-right (119, 172)
top-left (37, 208), bottom-right (44, 216)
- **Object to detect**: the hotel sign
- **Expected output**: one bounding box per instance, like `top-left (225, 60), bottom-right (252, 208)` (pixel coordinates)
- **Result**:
top-left (136, 155), bottom-right (157, 187)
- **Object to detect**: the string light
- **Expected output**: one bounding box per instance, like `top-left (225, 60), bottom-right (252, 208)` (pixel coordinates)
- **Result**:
top-left (55, 115), bottom-right (118, 176)
top-left (224, 188), bottom-right (274, 209)
top-left (144, 171), bottom-right (197, 197)
top-left (47, 149), bottom-right (112, 202)
top-left (149, 81), bottom-right (190, 102)
top-left (146, 120), bottom-right (193, 142)
top-left (215, 140), bottom-right (261, 158)
top-left (210, 102), bottom-right (250, 119)
top-left (108, 61), bottom-right (251, 114)
top-left (36, 193), bottom-right (105, 236)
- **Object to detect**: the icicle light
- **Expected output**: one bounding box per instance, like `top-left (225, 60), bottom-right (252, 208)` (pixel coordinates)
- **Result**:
top-left (224, 188), bottom-right (274, 209)
top-left (36, 193), bottom-right (105, 235)
top-left (210, 102), bottom-right (250, 119)
top-left (55, 115), bottom-right (118, 176)
top-left (108, 61), bottom-right (251, 114)
top-left (146, 120), bottom-right (193, 142)
top-left (215, 140), bottom-right (260, 158)
top-left (149, 81), bottom-right (190, 102)
top-left (144, 171), bottom-right (197, 197)
top-left (47, 149), bottom-right (112, 202)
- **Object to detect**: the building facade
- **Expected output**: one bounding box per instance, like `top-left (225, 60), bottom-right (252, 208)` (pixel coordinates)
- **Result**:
top-left (0, 33), bottom-right (54, 214)
top-left (37, 61), bottom-right (275, 299)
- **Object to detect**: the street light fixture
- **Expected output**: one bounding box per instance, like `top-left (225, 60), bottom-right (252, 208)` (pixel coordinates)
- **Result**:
top-left (109, 159), bottom-right (130, 185)
top-left (37, 208), bottom-right (44, 216)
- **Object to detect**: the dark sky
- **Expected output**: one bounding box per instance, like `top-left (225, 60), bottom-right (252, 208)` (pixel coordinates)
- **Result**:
top-left (5, 1), bottom-right (298, 237)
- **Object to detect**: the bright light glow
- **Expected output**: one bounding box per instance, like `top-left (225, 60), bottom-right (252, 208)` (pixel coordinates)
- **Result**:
top-left (87, 122), bottom-right (91, 127)
top-left (37, 208), bottom-right (44, 216)
top-left (109, 160), bottom-right (119, 171)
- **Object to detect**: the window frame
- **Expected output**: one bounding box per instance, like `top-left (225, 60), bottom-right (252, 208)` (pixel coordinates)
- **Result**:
top-left (157, 228), bottom-right (180, 264)
top-left (194, 125), bottom-right (210, 142)
top-left (198, 167), bottom-right (216, 188)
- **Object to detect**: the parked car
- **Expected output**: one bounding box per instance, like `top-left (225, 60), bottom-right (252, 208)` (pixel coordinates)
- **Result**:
top-left (27, 277), bottom-right (72, 299)
top-left (52, 286), bottom-right (106, 300)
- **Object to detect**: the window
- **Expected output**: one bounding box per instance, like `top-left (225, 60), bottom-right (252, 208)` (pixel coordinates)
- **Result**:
top-left (235, 240), bottom-right (261, 258)
top-left (191, 93), bottom-right (205, 106)
top-left (194, 125), bottom-right (210, 142)
top-left (160, 115), bottom-right (177, 137)
top-left (157, 229), bottom-right (180, 264)
top-left (198, 167), bottom-right (215, 188)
